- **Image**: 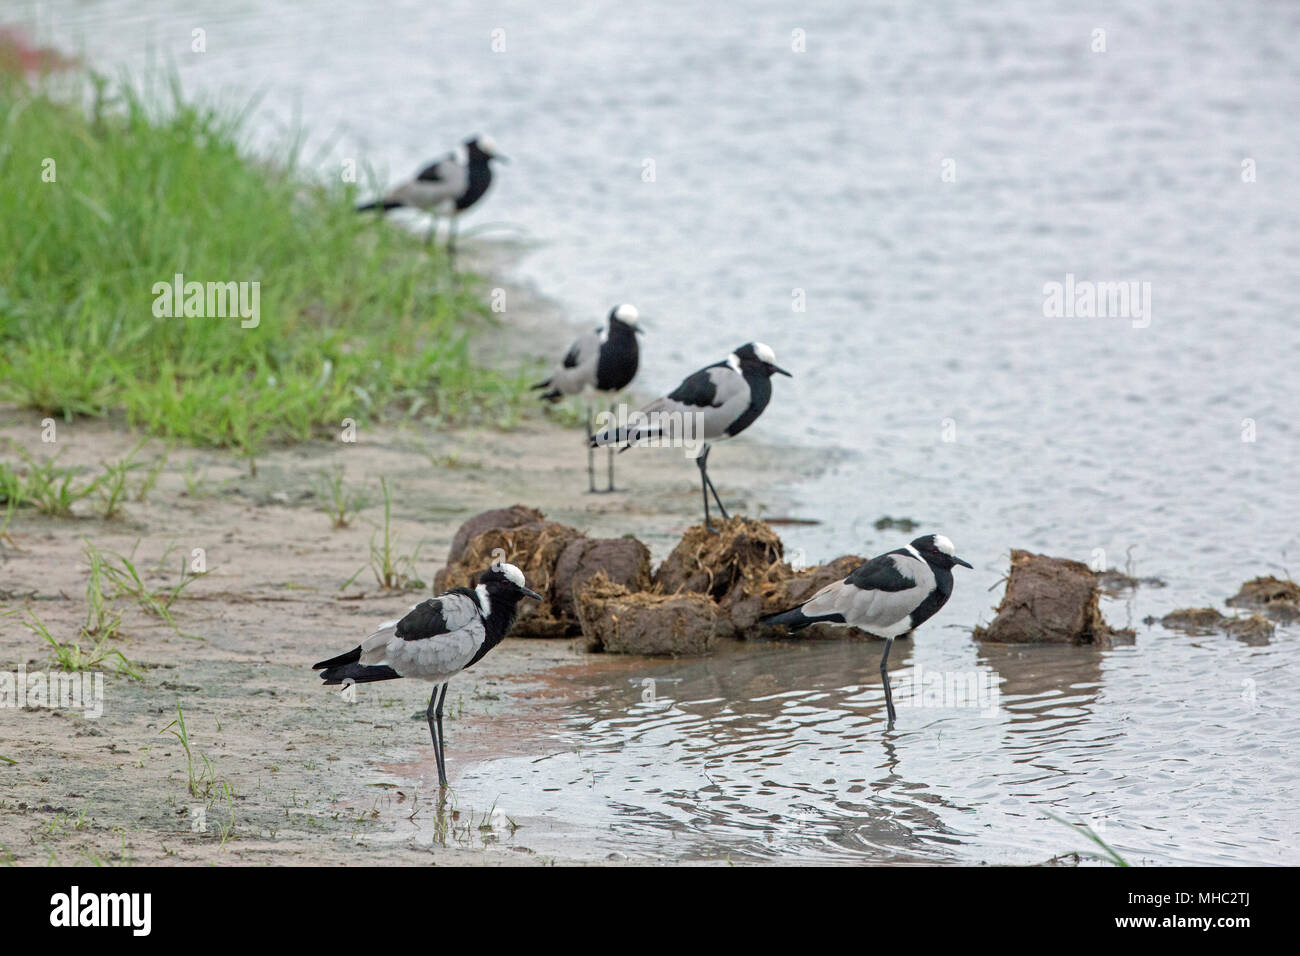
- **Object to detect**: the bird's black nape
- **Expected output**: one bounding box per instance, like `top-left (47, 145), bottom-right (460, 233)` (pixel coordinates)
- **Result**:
top-left (466, 135), bottom-right (505, 163)
top-left (478, 563), bottom-right (544, 602)
top-left (909, 534), bottom-right (973, 570)
top-left (733, 342), bottom-right (792, 378)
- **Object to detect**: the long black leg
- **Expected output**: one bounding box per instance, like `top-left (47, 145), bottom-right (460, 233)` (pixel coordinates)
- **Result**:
top-left (880, 639), bottom-right (896, 730)
top-left (696, 448), bottom-right (713, 532)
top-left (606, 403), bottom-right (617, 492)
top-left (447, 215), bottom-right (458, 268)
top-left (698, 444), bottom-right (728, 523)
top-left (586, 404), bottom-right (597, 493)
top-left (702, 468), bottom-right (728, 520)
top-left (433, 683), bottom-right (449, 787)
top-left (425, 689), bottom-right (442, 784)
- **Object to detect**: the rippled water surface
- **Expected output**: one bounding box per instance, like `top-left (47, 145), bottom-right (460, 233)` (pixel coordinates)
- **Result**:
top-left (28, 0), bottom-right (1300, 863)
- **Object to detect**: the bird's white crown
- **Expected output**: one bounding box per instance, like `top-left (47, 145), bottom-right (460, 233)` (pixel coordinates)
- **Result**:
top-left (494, 562), bottom-right (526, 587)
top-left (933, 535), bottom-right (957, 556)
top-left (614, 303), bottom-right (639, 325)
top-left (754, 342), bottom-right (777, 365)
top-left (477, 134), bottom-right (498, 156)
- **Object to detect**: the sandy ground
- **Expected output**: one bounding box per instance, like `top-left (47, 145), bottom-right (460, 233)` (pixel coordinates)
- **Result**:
top-left (0, 378), bottom-right (816, 865)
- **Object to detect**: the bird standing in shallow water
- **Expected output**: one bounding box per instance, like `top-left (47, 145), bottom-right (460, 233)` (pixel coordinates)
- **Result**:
top-left (590, 342), bottom-right (791, 531)
top-left (533, 303), bottom-right (643, 493)
top-left (761, 534), bottom-right (972, 729)
top-left (313, 563), bottom-right (541, 788)
top-left (356, 135), bottom-right (505, 264)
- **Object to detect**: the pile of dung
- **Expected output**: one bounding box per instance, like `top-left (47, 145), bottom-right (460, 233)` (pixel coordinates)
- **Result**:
top-left (653, 516), bottom-right (785, 602)
top-left (584, 515), bottom-right (870, 648)
top-left (434, 509), bottom-right (648, 638)
top-left (1160, 607), bottom-right (1274, 641)
top-left (1226, 576), bottom-right (1300, 621)
top-left (1097, 568), bottom-right (1167, 596)
top-left (576, 573), bottom-right (721, 656)
top-left (1153, 573), bottom-right (1295, 641)
top-left (973, 550), bottom-right (1134, 646)
top-left (552, 536), bottom-right (652, 622)
top-left (444, 505), bottom-right (544, 567)
top-left (1159, 608), bottom-right (1224, 631)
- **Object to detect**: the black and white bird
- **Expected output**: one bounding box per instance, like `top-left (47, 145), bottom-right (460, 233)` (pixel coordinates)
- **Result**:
top-left (356, 135), bottom-right (505, 259)
top-left (760, 534), bottom-right (972, 729)
top-left (312, 563), bottom-right (541, 788)
top-left (590, 342), bottom-right (791, 531)
top-left (533, 303), bottom-right (643, 493)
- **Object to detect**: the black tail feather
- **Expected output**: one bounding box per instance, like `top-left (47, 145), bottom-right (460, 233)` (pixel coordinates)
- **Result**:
top-left (318, 662), bottom-right (400, 685)
top-left (356, 199), bottom-right (404, 213)
top-left (313, 647), bottom-right (361, 670)
top-left (531, 380), bottom-right (563, 402)
top-left (760, 607), bottom-right (845, 632)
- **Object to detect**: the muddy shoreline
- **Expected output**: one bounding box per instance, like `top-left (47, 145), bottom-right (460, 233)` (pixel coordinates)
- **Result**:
top-left (0, 294), bottom-right (815, 865)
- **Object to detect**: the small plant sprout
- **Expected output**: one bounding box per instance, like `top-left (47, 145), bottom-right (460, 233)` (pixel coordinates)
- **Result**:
top-left (1046, 812), bottom-right (1130, 867)
top-left (342, 477), bottom-right (425, 591)
top-left (315, 465), bottom-right (368, 529)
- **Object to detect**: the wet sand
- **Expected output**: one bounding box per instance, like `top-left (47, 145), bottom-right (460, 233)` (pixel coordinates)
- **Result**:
top-left (0, 385), bottom-right (812, 865)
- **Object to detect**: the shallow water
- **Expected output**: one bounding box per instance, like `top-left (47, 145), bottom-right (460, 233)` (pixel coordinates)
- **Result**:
top-left (29, 0), bottom-right (1300, 863)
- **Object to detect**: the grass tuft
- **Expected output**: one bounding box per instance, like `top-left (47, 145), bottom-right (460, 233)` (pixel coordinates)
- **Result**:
top-left (0, 71), bottom-right (531, 459)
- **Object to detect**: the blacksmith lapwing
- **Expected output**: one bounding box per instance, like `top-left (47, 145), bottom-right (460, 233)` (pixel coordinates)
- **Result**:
top-left (590, 342), bottom-right (791, 531)
top-left (356, 135), bottom-right (505, 259)
top-left (533, 303), bottom-right (643, 493)
top-left (312, 563), bottom-right (541, 788)
top-left (761, 534), bottom-right (972, 729)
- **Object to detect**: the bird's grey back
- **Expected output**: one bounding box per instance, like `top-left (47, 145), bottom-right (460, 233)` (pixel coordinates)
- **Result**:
top-left (545, 327), bottom-right (604, 397)
top-left (803, 552), bottom-right (936, 638)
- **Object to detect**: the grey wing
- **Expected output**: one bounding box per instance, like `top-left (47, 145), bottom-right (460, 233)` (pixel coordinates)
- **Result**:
top-left (545, 327), bottom-right (602, 397)
top-left (382, 617), bottom-right (486, 679)
top-left (388, 155), bottom-right (468, 210)
top-left (359, 591), bottom-right (484, 677)
top-left (803, 554), bottom-right (934, 637)
top-left (635, 366), bottom-right (750, 444)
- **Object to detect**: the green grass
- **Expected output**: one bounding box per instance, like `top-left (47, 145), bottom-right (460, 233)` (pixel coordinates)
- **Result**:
top-left (22, 607), bottom-right (139, 677)
top-left (84, 538), bottom-right (208, 635)
top-left (314, 464), bottom-right (368, 530)
top-left (0, 439), bottom-right (168, 520)
top-left (343, 477), bottom-right (425, 591)
top-left (0, 70), bottom-right (532, 463)
top-left (160, 702), bottom-right (215, 798)
top-left (1046, 811), bottom-right (1130, 866)
top-left (3, 445), bottom-right (96, 517)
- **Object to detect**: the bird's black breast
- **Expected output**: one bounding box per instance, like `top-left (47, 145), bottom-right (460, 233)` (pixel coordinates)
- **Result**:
top-left (594, 327), bottom-right (639, 392)
top-left (464, 594), bottom-right (521, 669)
top-left (456, 159), bottom-right (493, 210)
top-left (396, 588), bottom-right (480, 641)
top-left (723, 369), bottom-right (771, 436)
top-left (908, 566), bottom-right (954, 629)
top-left (667, 365), bottom-right (722, 408)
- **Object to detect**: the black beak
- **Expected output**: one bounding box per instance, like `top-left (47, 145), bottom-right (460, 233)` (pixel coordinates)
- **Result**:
top-left (633, 325), bottom-right (645, 335)
top-left (493, 154), bottom-right (510, 163)
top-left (953, 557), bottom-right (973, 569)
top-left (521, 587), bottom-right (543, 601)
top-left (771, 364), bottom-right (792, 377)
